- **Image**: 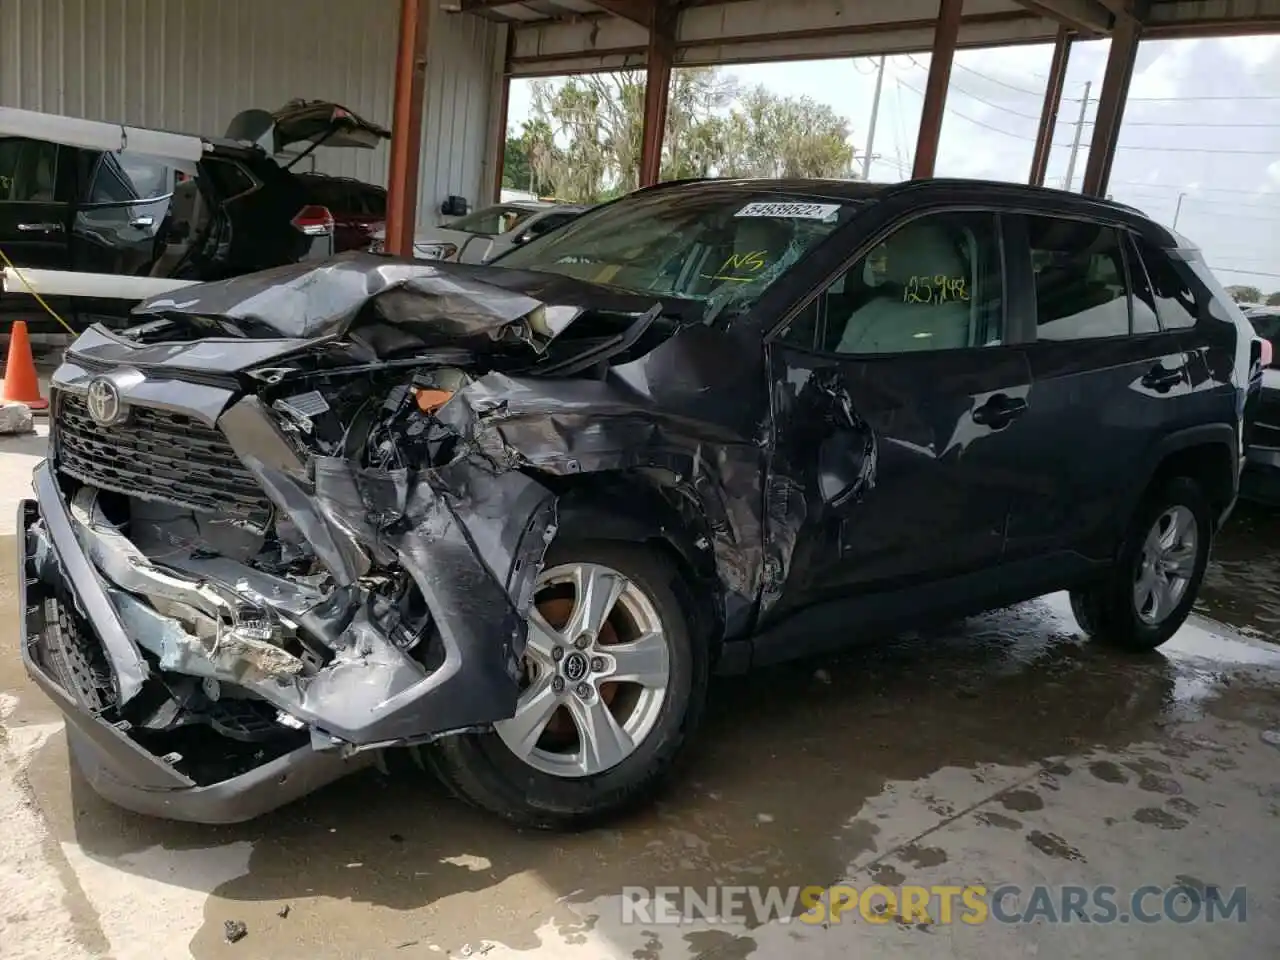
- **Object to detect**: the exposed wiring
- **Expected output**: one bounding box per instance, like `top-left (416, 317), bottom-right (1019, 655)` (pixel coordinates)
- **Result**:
top-left (0, 245), bottom-right (77, 336)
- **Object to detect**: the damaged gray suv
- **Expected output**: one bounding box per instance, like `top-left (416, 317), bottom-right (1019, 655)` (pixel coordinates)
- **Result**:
top-left (20, 178), bottom-right (1262, 828)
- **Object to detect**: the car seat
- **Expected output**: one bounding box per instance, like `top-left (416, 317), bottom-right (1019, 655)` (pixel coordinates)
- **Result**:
top-left (835, 221), bottom-right (972, 354)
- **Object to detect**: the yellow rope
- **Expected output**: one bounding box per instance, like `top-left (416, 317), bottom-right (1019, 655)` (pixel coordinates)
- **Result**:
top-left (0, 245), bottom-right (78, 336)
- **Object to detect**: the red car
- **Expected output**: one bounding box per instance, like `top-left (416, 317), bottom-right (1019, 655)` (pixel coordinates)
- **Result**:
top-left (296, 173), bottom-right (386, 253)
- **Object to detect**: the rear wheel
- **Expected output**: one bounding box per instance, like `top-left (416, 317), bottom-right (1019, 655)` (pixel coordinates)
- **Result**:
top-left (1070, 477), bottom-right (1212, 652)
top-left (428, 540), bottom-right (708, 830)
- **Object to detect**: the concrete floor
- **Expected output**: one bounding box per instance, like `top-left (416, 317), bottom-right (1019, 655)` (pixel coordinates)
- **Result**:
top-left (2, 427), bottom-right (1278, 960)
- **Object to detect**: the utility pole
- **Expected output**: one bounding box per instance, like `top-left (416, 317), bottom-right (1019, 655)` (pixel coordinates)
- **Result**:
top-left (863, 55), bottom-right (886, 181)
top-left (1173, 191), bottom-right (1186, 229)
top-left (1062, 80), bottom-right (1091, 192)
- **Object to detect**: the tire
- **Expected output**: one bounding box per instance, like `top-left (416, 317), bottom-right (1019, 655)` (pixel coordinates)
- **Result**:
top-left (1069, 476), bottom-right (1212, 652)
top-left (427, 539), bottom-right (709, 830)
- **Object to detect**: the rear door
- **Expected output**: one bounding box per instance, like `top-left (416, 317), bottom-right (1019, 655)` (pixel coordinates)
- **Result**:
top-left (766, 208), bottom-right (1034, 613)
top-left (0, 137), bottom-right (78, 332)
top-left (1002, 213), bottom-right (1197, 566)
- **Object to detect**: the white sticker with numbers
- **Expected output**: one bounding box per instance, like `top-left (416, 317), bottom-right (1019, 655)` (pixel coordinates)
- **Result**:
top-left (735, 201), bottom-right (841, 221)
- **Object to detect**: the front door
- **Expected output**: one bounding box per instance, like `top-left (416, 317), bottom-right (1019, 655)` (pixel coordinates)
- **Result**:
top-left (765, 209), bottom-right (1034, 616)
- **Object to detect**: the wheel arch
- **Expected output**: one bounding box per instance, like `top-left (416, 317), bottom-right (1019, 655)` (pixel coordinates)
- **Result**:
top-left (536, 469), bottom-right (733, 659)
top-left (1134, 424), bottom-right (1239, 526)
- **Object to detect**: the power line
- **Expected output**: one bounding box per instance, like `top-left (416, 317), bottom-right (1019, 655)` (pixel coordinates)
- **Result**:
top-left (1109, 180), bottom-right (1280, 197)
top-left (1119, 119), bottom-right (1280, 128)
top-left (949, 59), bottom-right (1048, 98)
top-left (895, 81), bottom-right (1280, 157)
top-left (896, 78), bottom-right (1039, 142)
top-left (1155, 208), bottom-right (1280, 223)
top-left (1122, 94), bottom-right (1280, 102)
top-left (905, 55), bottom-right (1044, 120)
top-left (1107, 143), bottom-right (1280, 156)
top-left (1212, 268), bottom-right (1280, 279)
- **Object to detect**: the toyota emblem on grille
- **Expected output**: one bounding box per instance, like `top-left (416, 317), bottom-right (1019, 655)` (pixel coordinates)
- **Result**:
top-left (85, 378), bottom-right (126, 427)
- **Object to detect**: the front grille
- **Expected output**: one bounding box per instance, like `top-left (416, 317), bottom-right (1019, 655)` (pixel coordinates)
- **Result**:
top-left (55, 392), bottom-right (272, 530)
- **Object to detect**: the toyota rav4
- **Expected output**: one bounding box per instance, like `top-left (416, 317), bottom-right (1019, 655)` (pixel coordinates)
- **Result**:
top-left (18, 178), bottom-right (1263, 829)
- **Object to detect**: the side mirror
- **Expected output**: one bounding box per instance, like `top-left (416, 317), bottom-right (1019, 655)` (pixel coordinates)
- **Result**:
top-left (1262, 338), bottom-right (1274, 369)
top-left (440, 195), bottom-right (469, 217)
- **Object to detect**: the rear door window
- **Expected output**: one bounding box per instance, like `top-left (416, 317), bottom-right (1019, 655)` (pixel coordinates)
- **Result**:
top-left (1125, 233), bottom-right (1161, 334)
top-left (1027, 217), bottom-right (1130, 341)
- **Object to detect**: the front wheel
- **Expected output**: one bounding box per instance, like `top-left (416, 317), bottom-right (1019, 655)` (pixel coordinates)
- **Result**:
top-left (1070, 476), bottom-right (1212, 652)
top-left (428, 540), bottom-right (708, 830)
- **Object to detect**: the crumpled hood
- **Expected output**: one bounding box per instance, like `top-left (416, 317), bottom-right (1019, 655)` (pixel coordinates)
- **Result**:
top-left (129, 251), bottom-right (685, 350)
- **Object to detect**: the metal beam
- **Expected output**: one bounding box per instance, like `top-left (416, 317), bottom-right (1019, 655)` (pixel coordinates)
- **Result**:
top-left (487, 25), bottom-right (514, 204)
top-left (638, 3), bottom-right (676, 186)
top-left (1028, 26), bottom-right (1072, 185)
top-left (1015, 0), bottom-right (1112, 33)
top-left (912, 0), bottom-right (963, 179)
top-left (590, 0), bottom-right (656, 26)
top-left (1081, 13), bottom-right (1139, 196)
top-left (385, 0), bottom-right (432, 257)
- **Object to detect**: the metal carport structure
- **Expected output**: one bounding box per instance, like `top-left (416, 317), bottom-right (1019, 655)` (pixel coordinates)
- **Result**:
top-left (382, 0), bottom-right (1280, 254)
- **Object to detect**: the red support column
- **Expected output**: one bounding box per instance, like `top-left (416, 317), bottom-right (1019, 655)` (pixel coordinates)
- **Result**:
top-left (1081, 14), bottom-right (1141, 197)
top-left (1029, 27), bottom-right (1072, 186)
top-left (638, 3), bottom-right (676, 188)
top-left (912, 0), bottom-right (964, 179)
top-left (487, 24), bottom-right (515, 205)
top-left (385, 0), bottom-right (431, 257)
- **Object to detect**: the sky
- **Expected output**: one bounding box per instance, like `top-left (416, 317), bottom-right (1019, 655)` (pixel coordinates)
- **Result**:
top-left (507, 35), bottom-right (1280, 294)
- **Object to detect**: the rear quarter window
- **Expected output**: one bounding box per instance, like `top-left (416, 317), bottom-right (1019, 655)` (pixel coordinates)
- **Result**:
top-left (1132, 236), bottom-right (1199, 330)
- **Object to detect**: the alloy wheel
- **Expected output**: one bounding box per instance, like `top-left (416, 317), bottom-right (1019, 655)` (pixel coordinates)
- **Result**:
top-left (1133, 504), bottom-right (1198, 626)
top-left (495, 562), bottom-right (672, 778)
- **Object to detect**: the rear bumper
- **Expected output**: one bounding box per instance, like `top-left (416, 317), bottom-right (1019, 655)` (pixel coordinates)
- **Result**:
top-left (17, 471), bottom-right (372, 824)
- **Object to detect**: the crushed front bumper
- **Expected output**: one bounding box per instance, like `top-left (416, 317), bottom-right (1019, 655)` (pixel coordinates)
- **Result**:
top-left (18, 451), bottom-right (554, 823)
top-left (18, 476), bottom-right (372, 823)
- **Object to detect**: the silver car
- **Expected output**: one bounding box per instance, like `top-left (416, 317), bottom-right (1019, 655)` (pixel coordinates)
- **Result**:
top-left (373, 200), bottom-right (585, 263)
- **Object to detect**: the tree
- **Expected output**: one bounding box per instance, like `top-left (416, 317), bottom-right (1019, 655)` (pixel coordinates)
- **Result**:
top-left (514, 67), bottom-right (856, 204)
top-left (1226, 285), bottom-right (1264, 304)
top-left (501, 120), bottom-right (559, 197)
top-left (1266, 291), bottom-right (1280, 306)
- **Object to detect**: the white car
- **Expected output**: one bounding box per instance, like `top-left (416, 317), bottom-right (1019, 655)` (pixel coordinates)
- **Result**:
top-left (372, 200), bottom-right (585, 263)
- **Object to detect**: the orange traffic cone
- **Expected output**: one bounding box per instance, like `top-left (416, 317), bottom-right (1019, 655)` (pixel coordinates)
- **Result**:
top-left (2, 320), bottom-right (48, 410)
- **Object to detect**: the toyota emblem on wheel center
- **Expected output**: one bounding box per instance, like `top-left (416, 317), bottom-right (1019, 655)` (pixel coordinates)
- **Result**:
top-left (85, 377), bottom-right (126, 427)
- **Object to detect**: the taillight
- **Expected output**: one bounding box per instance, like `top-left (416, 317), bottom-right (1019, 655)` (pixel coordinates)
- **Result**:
top-left (1262, 338), bottom-right (1274, 369)
top-left (292, 205), bottom-right (335, 236)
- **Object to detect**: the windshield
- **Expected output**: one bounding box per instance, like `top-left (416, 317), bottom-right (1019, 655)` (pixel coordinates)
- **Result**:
top-left (497, 187), bottom-right (860, 319)
top-left (447, 204), bottom-right (540, 236)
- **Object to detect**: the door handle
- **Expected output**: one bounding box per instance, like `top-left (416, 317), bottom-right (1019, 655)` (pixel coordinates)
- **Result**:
top-left (1141, 364), bottom-right (1184, 393)
top-left (129, 215), bottom-right (155, 228)
top-left (973, 393), bottom-right (1028, 428)
top-left (17, 222), bottom-right (62, 232)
